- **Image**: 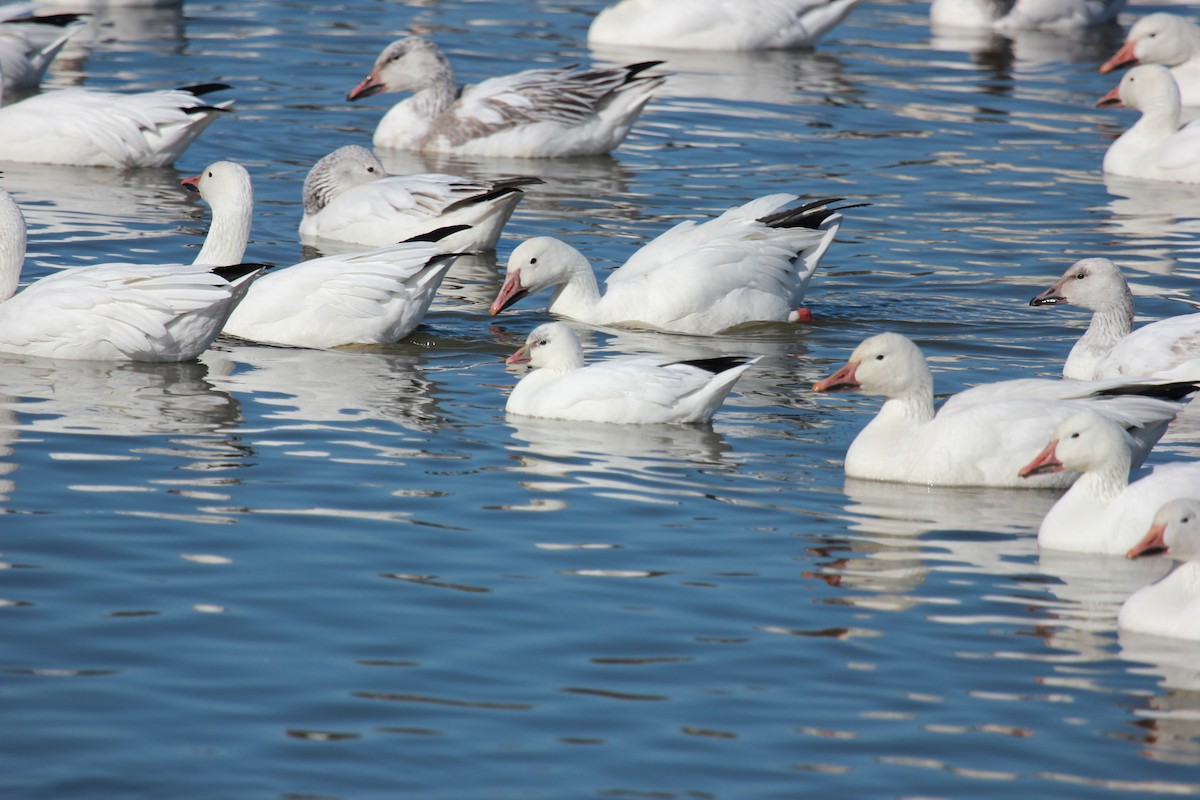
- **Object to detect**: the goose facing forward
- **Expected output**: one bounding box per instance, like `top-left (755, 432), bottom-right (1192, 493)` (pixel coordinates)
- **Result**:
top-left (346, 35), bottom-right (665, 157)
top-left (1030, 257), bottom-right (1200, 380)
top-left (504, 322), bottom-right (757, 424)
top-left (490, 195), bottom-right (852, 335)
top-left (299, 144), bottom-right (539, 253)
top-left (1120, 498), bottom-right (1200, 641)
top-left (1096, 64), bottom-right (1200, 183)
top-left (811, 332), bottom-right (1187, 489)
top-left (0, 188), bottom-right (258, 361)
top-left (587, 0), bottom-right (864, 51)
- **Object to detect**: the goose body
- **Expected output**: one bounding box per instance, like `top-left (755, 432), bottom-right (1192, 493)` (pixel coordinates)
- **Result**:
top-left (490, 195), bottom-right (848, 335)
top-left (0, 18), bottom-right (80, 92)
top-left (1100, 13), bottom-right (1200, 108)
top-left (587, 0), bottom-right (864, 51)
top-left (299, 145), bottom-right (537, 253)
top-left (812, 332), bottom-right (1186, 489)
top-left (1020, 411), bottom-right (1200, 553)
top-left (184, 160), bottom-right (461, 349)
top-left (0, 188), bottom-right (258, 362)
top-left (1097, 64), bottom-right (1200, 184)
top-left (1030, 257), bottom-right (1200, 381)
top-left (505, 322), bottom-right (756, 424)
top-left (346, 36), bottom-right (664, 157)
top-left (1120, 498), bottom-right (1200, 641)
top-left (0, 82), bottom-right (231, 168)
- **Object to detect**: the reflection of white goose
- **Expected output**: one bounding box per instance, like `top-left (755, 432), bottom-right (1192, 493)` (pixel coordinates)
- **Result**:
top-left (588, 0), bottom-right (864, 51)
top-left (929, 0), bottom-right (1124, 31)
top-left (1120, 498), bottom-right (1200, 640)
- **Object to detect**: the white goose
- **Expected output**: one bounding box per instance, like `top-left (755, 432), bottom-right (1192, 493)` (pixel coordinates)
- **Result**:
top-left (1030, 257), bottom-right (1200, 381)
top-left (1097, 64), bottom-right (1200, 184)
top-left (587, 0), bottom-right (864, 51)
top-left (0, 17), bottom-right (81, 92)
top-left (505, 322), bottom-right (757, 423)
top-left (182, 160), bottom-right (463, 349)
top-left (1020, 412), bottom-right (1200, 553)
top-left (0, 188), bottom-right (258, 362)
top-left (811, 332), bottom-right (1188, 489)
top-left (929, 0), bottom-right (1124, 31)
top-left (299, 145), bottom-right (538, 253)
top-left (1120, 497), bottom-right (1200, 641)
top-left (346, 35), bottom-right (665, 157)
top-left (1099, 13), bottom-right (1200, 108)
top-left (489, 194), bottom-right (850, 335)
top-left (0, 81), bottom-right (232, 168)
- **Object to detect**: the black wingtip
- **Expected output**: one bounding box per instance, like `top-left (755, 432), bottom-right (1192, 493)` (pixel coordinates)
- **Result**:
top-left (1095, 380), bottom-right (1200, 402)
top-left (178, 83), bottom-right (233, 97)
top-left (667, 356), bottom-right (753, 374)
top-left (758, 198), bottom-right (869, 230)
top-left (213, 263), bottom-right (271, 281)
top-left (402, 225), bottom-right (472, 244)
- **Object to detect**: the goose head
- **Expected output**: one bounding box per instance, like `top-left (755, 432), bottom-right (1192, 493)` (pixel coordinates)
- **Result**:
top-left (505, 322), bottom-right (585, 372)
top-left (303, 145), bottom-right (387, 215)
top-left (1029, 257), bottom-right (1131, 312)
top-left (182, 160), bottom-right (253, 208)
top-left (181, 160), bottom-right (254, 266)
top-left (491, 237), bottom-right (591, 316)
top-left (812, 332), bottom-right (932, 399)
top-left (1127, 497), bottom-right (1200, 559)
top-left (1018, 410), bottom-right (1131, 478)
top-left (1101, 13), bottom-right (1199, 74)
top-left (346, 35), bottom-right (452, 101)
top-left (1097, 63), bottom-right (1181, 111)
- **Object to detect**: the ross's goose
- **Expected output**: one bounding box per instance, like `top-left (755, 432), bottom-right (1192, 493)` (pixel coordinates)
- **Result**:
top-left (0, 188), bottom-right (259, 362)
top-left (1020, 411), bottom-right (1200, 553)
top-left (1099, 13), bottom-right (1200, 108)
top-left (0, 17), bottom-right (81, 92)
top-left (929, 0), bottom-right (1124, 31)
top-left (1096, 64), bottom-right (1200, 183)
top-left (182, 159), bottom-right (464, 349)
top-left (1030, 257), bottom-right (1200, 380)
top-left (587, 0), bottom-right (864, 51)
top-left (489, 195), bottom-right (852, 335)
top-left (0, 81), bottom-right (231, 168)
top-left (346, 35), bottom-right (665, 157)
top-left (504, 321), bottom-right (756, 423)
top-left (1119, 498), bottom-right (1200, 641)
top-left (299, 144), bottom-right (539, 253)
top-left (811, 332), bottom-right (1188, 489)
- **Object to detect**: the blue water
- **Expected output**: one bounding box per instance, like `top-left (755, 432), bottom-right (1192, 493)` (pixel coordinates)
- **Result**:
top-left (3, 0), bottom-right (1200, 797)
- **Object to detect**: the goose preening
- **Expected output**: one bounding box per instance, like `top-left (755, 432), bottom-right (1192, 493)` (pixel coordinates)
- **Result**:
top-left (504, 322), bottom-right (757, 423)
top-left (1119, 498), bottom-right (1200, 641)
top-left (299, 145), bottom-right (539, 253)
top-left (182, 160), bottom-right (464, 349)
top-left (346, 35), bottom-right (665, 157)
top-left (0, 188), bottom-right (259, 361)
top-left (1099, 13), bottom-right (1200, 107)
top-left (929, 0), bottom-right (1124, 31)
top-left (1096, 64), bottom-right (1200, 184)
top-left (489, 195), bottom-right (853, 335)
top-left (1019, 411), bottom-right (1200, 553)
top-left (587, 0), bottom-right (864, 51)
top-left (0, 81), bottom-right (232, 168)
top-left (812, 332), bottom-right (1190, 489)
top-left (1030, 257), bottom-right (1200, 381)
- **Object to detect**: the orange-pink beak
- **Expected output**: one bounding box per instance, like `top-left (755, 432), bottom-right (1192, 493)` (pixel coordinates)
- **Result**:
top-left (1018, 440), bottom-right (1062, 479)
top-left (180, 174), bottom-right (201, 194)
top-left (505, 343), bottom-right (531, 365)
top-left (812, 360), bottom-right (860, 393)
top-left (1126, 521), bottom-right (1168, 559)
top-left (490, 269), bottom-right (527, 316)
top-left (346, 71), bottom-right (384, 102)
top-left (1099, 40), bottom-right (1138, 75)
top-left (1097, 83), bottom-right (1123, 108)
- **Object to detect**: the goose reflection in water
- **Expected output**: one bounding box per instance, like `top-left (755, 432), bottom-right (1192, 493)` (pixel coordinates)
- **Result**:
top-left (1119, 630), bottom-right (1200, 766)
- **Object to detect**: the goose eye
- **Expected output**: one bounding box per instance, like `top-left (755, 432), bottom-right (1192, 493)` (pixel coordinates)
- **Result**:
top-left (529, 257), bottom-right (538, 265)
top-left (367, 166), bottom-right (376, 173)
top-left (875, 354), bottom-right (884, 361)
top-left (537, 339), bottom-right (548, 347)
top-left (207, 171), bottom-right (213, 178)
top-left (1070, 432), bottom-right (1080, 439)
top-left (1075, 272), bottom-right (1086, 280)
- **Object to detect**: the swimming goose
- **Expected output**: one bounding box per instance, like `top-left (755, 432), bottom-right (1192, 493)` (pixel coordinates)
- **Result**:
top-left (1096, 64), bottom-right (1200, 184)
top-left (0, 17), bottom-right (81, 92)
top-left (587, 0), bottom-right (864, 51)
top-left (299, 144), bottom-right (539, 253)
top-left (182, 160), bottom-right (464, 349)
top-left (929, 0), bottom-right (1124, 31)
top-left (812, 332), bottom-right (1188, 489)
top-left (1020, 411), bottom-right (1200, 553)
top-left (0, 188), bottom-right (258, 362)
top-left (504, 322), bottom-right (757, 423)
top-left (0, 81), bottom-right (232, 168)
top-left (1120, 498), bottom-right (1200, 641)
top-left (346, 35), bottom-right (664, 157)
top-left (1030, 257), bottom-right (1200, 381)
top-left (1099, 13), bottom-right (1200, 108)
top-left (489, 194), bottom-right (850, 335)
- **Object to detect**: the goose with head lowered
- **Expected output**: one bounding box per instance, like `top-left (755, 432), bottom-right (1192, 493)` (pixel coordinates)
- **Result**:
top-left (0, 188), bottom-right (259, 362)
top-left (812, 332), bottom-right (1192, 489)
top-left (1119, 497), bottom-right (1200, 641)
top-left (346, 35), bottom-right (665, 157)
top-left (299, 145), bottom-right (539, 253)
top-left (1096, 64), bottom-right (1200, 184)
top-left (504, 322), bottom-right (757, 424)
top-left (490, 195), bottom-right (855, 335)
top-left (1030, 257), bottom-right (1200, 381)
top-left (182, 160), bottom-right (464, 349)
